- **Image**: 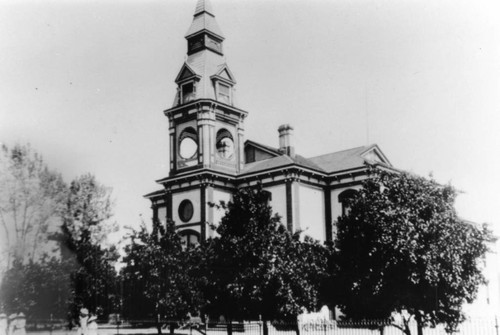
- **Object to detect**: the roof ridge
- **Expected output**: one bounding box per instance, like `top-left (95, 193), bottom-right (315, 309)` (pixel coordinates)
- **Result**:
top-left (308, 145), bottom-right (368, 159)
top-left (359, 143), bottom-right (378, 153)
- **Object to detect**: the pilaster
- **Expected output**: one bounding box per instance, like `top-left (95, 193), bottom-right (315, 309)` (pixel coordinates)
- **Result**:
top-left (197, 103), bottom-right (216, 168)
top-left (324, 188), bottom-right (332, 242)
top-left (166, 189), bottom-right (173, 222)
top-left (200, 184), bottom-right (207, 241)
top-left (237, 117), bottom-right (245, 172)
top-left (169, 118), bottom-right (176, 174)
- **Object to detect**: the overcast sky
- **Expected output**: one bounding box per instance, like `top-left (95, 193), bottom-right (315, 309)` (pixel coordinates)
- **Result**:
top-left (1, 0), bottom-right (499, 268)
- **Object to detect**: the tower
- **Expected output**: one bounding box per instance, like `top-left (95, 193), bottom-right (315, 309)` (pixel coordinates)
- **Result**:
top-left (167, 0), bottom-right (247, 176)
top-left (148, 0), bottom-right (248, 246)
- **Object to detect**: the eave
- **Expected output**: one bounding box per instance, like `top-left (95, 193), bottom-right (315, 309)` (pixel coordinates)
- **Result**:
top-left (164, 99), bottom-right (248, 119)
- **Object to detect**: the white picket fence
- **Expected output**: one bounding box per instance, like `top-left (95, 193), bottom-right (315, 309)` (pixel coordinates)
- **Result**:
top-left (24, 317), bottom-right (500, 335)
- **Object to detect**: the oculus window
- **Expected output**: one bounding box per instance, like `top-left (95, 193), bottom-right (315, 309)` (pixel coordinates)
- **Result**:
top-left (178, 199), bottom-right (194, 222)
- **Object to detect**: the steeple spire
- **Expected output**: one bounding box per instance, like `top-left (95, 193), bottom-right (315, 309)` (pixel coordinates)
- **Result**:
top-left (194, 0), bottom-right (214, 16)
top-left (185, 0), bottom-right (224, 43)
top-left (171, 0), bottom-right (238, 107)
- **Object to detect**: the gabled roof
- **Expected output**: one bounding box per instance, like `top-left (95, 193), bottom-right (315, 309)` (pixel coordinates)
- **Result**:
top-left (308, 144), bottom-right (391, 173)
top-left (211, 64), bottom-right (236, 84)
top-left (241, 155), bottom-right (324, 175)
top-left (173, 51), bottom-right (233, 106)
top-left (175, 63), bottom-right (200, 83)
top-left (245, 140), bottom-right (282, 157)
top-left (242, 142), bottom-right (392, 176)
top-left (242, 140), bottom-right (325, 175)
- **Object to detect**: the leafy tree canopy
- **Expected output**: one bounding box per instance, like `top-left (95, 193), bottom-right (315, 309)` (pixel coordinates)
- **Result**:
top-left (0, 144), bottom-right (66, 268)
top-left (53, 174), bottom-right (119, 319)
top-left (122, 220), bottom-right (202, 334)
top-left (203, 186), bottom-right (329, 327)
top-left (330, 170), bottom-right (494, 335)
top-left (0, 256), bottom-right (73, 319)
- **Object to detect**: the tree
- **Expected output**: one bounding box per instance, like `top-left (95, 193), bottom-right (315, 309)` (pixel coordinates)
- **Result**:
top-left (53, 174), bottom-right (119, 320)
top-left (329, 170), bottom-right (494, 335)
top-left (203, 186), bottom-right (328, 335)
top-left (0, 256), bottom-right (73, 319)
top-left (121, 219), bottom-right (201, 335)
top-left (0, 144), bottom-right (66, 269)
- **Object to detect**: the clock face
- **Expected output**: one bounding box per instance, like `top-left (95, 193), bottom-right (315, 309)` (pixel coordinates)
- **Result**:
top-left (179, 137), bottom-right (198, 159)
top-left (216, 137), bottom-right (234, 159)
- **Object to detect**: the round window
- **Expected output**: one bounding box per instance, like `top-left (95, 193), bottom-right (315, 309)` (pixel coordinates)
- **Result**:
top-left (178, 199), bottom-right (194, 222)
top-left (179, 137), bottom-right (198, 159)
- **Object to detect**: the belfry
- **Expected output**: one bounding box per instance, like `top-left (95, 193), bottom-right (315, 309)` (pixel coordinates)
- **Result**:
top-left (146, 0), bottom-right (394, 248)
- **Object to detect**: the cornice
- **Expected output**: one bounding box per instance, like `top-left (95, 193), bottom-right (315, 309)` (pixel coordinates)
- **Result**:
top-left (164, 99), bottom-right (248, 119)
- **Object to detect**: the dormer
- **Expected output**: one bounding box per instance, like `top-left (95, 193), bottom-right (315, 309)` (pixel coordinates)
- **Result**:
top-left (211, 65), bottom-right (236, 105)
top-left (174, 64), bottom-right (201, 105)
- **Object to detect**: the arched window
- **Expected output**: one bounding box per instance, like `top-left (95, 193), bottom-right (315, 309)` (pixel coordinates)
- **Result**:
top-left (178, 127), bottom-right (198, 159)
top-left (338, 189), bottom-right (358, 217)
top-left (216, 128), bottom-right (234, 159)
top-left (179, 229), bottom-right (200, 249)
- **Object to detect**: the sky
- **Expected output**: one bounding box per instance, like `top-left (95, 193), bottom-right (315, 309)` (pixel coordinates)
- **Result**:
top-left (1, 0), bottom-right (500, 271)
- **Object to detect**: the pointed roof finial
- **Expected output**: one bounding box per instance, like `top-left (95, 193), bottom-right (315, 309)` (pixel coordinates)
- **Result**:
top-left (185, 0), bottom-right (224, 40)
top-left (194, 0), bottom-right (214, 17)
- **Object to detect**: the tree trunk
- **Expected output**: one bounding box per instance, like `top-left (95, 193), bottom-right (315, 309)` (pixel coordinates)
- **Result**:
top-left (412, 312), bottom-right (424, 335)
top-left (403, 320), bottom-right (412, 335)
top-left (416, 320), bottom-right (423, 335)
top-left (227, 318), bottom-right (232, 335)
top-left (263, 320), bottom-right (269, 335)
top-left (294, 321), bottom-right (301, 335)
top-left (156, 313), bottom-right (162, 335)
top-left (169, 322), bottom-right (175, 335)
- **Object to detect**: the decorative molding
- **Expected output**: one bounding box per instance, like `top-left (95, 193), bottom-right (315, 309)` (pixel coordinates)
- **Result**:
top-left (176, 221), bottom-right (203, 229)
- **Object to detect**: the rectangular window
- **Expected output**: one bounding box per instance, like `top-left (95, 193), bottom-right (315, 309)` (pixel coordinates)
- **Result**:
top-left (182, 82), bottom-right (195, 104)
top-left (157, 206), bottom-right (167, 226)
top-left (217, 83), bottom-right (231, 104)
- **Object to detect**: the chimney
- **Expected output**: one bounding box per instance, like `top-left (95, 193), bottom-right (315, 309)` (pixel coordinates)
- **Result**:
top-left (278, 124), bottom-right (295, 157)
